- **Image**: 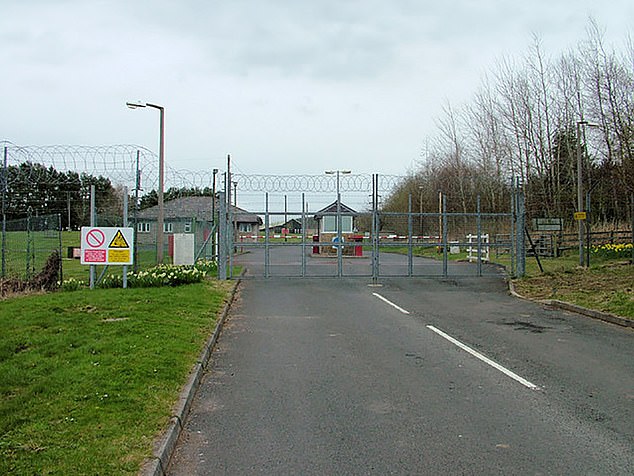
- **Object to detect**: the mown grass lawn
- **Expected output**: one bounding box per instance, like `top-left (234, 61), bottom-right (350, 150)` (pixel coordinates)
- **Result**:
top-left (0, 280), bottom-right (231, 475)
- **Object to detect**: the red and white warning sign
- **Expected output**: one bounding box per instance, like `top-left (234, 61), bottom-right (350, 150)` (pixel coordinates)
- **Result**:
top-left (80, 227), bottom-right (134, 265)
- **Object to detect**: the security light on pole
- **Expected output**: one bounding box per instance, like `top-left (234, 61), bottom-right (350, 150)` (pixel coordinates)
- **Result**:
top-left (127, 101), bottom-right (165, 264)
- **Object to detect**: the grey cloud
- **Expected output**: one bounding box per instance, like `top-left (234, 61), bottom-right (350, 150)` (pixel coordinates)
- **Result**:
top-left (115, 0), bottom-right (426, 80)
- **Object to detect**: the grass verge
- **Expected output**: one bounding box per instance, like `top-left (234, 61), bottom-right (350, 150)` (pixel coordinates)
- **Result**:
top-left (0, 280), bottom-right (231, 475)
top-left (512, 261), bottom-right (634, 320)
top-left (382, 245), bottom-right (633, 320)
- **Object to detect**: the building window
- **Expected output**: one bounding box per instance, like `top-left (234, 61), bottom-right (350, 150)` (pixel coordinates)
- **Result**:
top-left (137, 222), bottom-right (151, 233)
top-left (184, 221), bottom-right (192, 233)
top-left (238, 223), bottom-right (252, 233)
top-left (322, 216), bottom-right (352, 233)
top-left (163, 222), bottom-right (173, 233)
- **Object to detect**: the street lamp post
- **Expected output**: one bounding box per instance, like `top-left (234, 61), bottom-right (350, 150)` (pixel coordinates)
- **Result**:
top-left (576, 120), bottom-right (599, 267)
top-left (127, 101), bottom-right (165, 264)
top-left (325, 170), bottom-right (351, 202)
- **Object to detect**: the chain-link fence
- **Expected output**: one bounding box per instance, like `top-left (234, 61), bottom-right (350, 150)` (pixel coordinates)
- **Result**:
top-left (217, 174), bottom-right (526, 280)
top-left (1, 213), bottom-right (62, 281)
top-left (129, 216), bottom-right (215, 270)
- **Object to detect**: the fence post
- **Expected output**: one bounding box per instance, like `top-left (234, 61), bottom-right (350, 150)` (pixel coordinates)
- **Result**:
top-left (123, 187), bottom-right (128, 289)
top-left (442, 194), bottom-right (448, 278)
top-left (57, 214), bottom-right (63, 284)
top-left (218, 192), bottom-right (227, 280)
top-left (408, 193), bottom-right (413, 277)
top-left (631, 194), bottom-right (634, 265)
top-left (134, 150), bottom-right (140, 273)
top-left (26, 208), bottom-right (32, 279)
top-left (2, 146), bottom-right (7, 278)
top-left (336, 181), bottom-right (343, 278)
top-left (516, 189), bottom-right (526, 277)
top-left (510, 183), bottom-right (516, 277)
top-left (89, 185), bottom-right (96, 289)
top-left (265, 192), bottom-right (270, 278)
top-left (372, 174), bottom-right (380, 284)
top-left (476, 195), bottom-right (482, 277)
top-left (301, 193), bottom-right (306, 277)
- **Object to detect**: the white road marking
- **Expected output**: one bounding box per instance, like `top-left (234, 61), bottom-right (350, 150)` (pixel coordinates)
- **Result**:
top-left (426, 325), bottom-right (540, 390)
top-left (372, 293), bottom-right (410, 314)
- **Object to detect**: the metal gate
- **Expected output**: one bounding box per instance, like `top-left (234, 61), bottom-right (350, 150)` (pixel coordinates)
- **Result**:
top-left (216, 174), bottom-right (525, 280)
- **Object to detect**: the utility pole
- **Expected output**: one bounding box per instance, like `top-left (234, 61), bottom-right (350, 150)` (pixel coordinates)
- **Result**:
top-left (576, 120), bottom-right (599, 267)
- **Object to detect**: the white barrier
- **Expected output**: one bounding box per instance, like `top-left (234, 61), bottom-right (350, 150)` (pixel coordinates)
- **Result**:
top-left (467, 233), bottom-right (489, 262)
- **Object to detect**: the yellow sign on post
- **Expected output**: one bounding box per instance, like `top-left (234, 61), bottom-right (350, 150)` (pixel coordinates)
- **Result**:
top-left (574, 211), bottom-right (587, 221)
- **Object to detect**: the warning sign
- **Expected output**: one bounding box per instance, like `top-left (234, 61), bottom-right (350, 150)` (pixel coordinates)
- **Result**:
top-left (108, 249), bottom-right (131, 263)
top-left (84, 249), bottom-right (107, 263)
top-left (80, 227), bottom-right (134, 265)
top-left (109, 230), bottom-right (129, 248)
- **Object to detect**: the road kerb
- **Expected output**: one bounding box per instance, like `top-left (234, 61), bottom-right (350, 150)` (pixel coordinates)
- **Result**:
top-left (508, 279), bottom-right (633, 329)
top-left (139, 277), bottom-right (242, 476)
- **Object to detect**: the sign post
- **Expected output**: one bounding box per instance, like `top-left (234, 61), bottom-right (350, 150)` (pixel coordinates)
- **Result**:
top-left (81, 227), bottom-right (135, 288)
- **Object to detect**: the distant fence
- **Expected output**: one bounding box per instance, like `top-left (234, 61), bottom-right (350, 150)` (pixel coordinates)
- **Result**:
top-left (526, 229), bottom-right (632, 257)
top-left (1, 213), bottom-right (62, 281)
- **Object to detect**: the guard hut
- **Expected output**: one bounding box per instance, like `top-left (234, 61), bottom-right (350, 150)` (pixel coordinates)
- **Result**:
top-left (313, 200), bottom-right (361, 255)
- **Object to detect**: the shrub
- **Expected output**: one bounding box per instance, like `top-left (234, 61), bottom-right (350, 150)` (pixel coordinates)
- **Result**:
top-left (59, 260), bottom-right (217, 291)
top-left (60, 277), bottom-right (86, 292)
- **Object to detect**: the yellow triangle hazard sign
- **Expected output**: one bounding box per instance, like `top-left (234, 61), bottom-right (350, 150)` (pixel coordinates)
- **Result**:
top-left (109, 230), bottom-right (129, 249)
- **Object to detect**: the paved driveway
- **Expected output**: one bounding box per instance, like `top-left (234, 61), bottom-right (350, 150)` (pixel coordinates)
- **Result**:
top-left (168, 265), bottom-right (634, 474)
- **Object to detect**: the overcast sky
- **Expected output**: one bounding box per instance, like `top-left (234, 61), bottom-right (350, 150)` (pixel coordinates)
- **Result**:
top-left (1, 0), bottom-right (632, 178)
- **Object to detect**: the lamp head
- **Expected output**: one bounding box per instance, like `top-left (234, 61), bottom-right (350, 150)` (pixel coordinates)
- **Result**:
top-left (126, 101), bottom-right (146, 109)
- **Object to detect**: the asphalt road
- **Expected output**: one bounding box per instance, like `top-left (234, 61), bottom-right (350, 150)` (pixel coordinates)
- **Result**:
top-left (229, 245), bottom-right (506, 278)
top-left (168, 265), bottom-right (634, 474)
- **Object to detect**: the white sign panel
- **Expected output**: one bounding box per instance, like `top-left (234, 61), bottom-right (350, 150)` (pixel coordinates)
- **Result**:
top-left (173, 233), bottom-right (195, 265)
top-left (80, 227), bottom-right (134, 265)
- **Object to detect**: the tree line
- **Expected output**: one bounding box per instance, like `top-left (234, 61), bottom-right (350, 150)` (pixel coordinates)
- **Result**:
top-left (384, 21), bottom-right (633, 228)
top-left (1, 161), bottom-right (216, 229)
top-left (2, 162), bottom-right (119, 229)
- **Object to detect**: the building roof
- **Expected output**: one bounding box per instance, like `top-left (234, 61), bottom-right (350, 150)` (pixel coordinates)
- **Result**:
top-left (137, 196), bottom-right (261, 224)
top-left (313, 200), bottom-right (359, 219)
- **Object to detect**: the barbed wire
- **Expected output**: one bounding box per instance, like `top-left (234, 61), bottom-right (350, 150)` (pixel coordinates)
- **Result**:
top-left (1, 142), bottom-right (155, 186)
top-left (232, 174), bottom-right (404, 193)
top-left (0, 142), bottom-right (226, 191)
top-left (1, 142), bottom-right (406, 195)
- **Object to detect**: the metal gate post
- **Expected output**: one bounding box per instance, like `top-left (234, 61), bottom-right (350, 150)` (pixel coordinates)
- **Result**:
top-left (516, 189), bottom-right (526, 277)
top-left (510, 185), bottom-right (516, 277)
top-left (372, 174), bottom-right (379, 283)
top-left (301, 193), bottom-right (306, 277)
top-left (408, 194), bottom-right (413, 277)
top-left (228, 191), bottom-right (234, 279)
top-left (476, 195), bottom-right (482, 277)
top-left (265, 193), bottom-right (270, 278)
top-left (218, 192), bottom-right (228, 280)
top-left (442, 194), bottom-right (448, 278)
top-left (337, 187), bottom-right (343, 278)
